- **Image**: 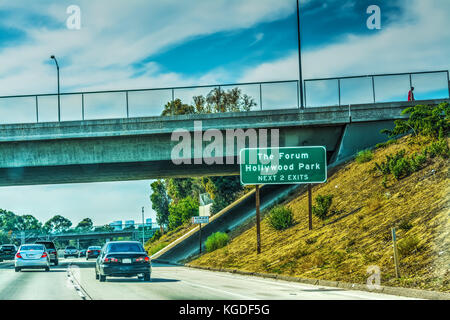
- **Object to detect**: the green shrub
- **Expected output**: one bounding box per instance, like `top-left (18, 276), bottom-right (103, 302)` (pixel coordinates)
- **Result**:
top-left (381, 102), bottom-right (449, 138)
top-left (398, 220), bottom-right (413, 232)
top-left (375, 149), bottom-right (428, 180)
top-left (424, 139), bottom-right (450, 159)
top-left (205, 232), bottom-right (229, 253)
top-left (267, 206), bottom-right (294, 230)
top-left (356, 149), bottom-right (374, 163)
top-left (397, 236), bottom-right (421, 257)
top-left (148, 242), bottom-right (168, 255)
top-left (149, 229), bottom-right (162, 243)
top-left (312, 195), bottom-right (333, 220)
top-left (376, 139), bottom-right (397, 149)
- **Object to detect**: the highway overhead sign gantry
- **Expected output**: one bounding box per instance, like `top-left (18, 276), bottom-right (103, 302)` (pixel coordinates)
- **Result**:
top-left (240, 146), bottom-right (327, 185)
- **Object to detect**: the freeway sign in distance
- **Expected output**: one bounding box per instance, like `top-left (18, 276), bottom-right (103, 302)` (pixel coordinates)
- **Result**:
top-left (191, 216), bottom-right (209, 224)
top-left (239, 146), bottom-right (327, 185)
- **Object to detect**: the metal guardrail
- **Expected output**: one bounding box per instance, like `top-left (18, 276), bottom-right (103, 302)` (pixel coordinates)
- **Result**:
top-left (0, 70), bottom-right (448, 125)
top-left (304, 70), bottom-right (450, 107)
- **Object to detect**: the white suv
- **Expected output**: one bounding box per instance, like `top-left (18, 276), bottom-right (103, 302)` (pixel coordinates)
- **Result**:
top-left (64, 246), bottom-right (78, 258)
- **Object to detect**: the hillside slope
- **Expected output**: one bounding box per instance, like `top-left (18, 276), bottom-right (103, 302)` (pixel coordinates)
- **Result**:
top-left (189, 136), bottom-right (449, 292)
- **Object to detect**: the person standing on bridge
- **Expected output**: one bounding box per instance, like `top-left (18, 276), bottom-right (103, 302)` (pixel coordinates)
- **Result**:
top-left (408, 87), bottom-right (415, 101)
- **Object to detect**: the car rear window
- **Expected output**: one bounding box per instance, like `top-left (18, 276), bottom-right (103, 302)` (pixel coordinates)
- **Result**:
top-left (88, 246), bottom-right (101, 250)
top-left (36, 242), bottom-right (55, 249)
top-left (2, 246), bottom-right (15, 250)
top-left (21, 245), bottom-right (44, 251)
top-left (66, 246), bottom-right (76, 249)
top-left (107, 243), bottom-right (144, 253)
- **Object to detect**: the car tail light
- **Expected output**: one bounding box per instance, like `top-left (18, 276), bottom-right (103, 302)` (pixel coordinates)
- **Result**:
top-left (87, 250), bottom-right (92, 253)
top-left (16, 253), bottom-right (22, 259)
top-left (135, 256), bottom-right (150, 262)
top-left (41, 252), bottom-right (48, 258)
top-left (104, 257), bottom-right (118, 263)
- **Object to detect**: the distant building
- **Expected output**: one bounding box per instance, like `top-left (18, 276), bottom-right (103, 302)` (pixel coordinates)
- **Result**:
top-left (145, 218), bottom-right (152, 227)
top-left (110, 221), bottom-right (122, 231)
top-left (125, 220), bottom-right (135, 229)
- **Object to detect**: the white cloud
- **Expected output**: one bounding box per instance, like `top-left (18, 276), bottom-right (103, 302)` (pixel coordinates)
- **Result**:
top-left (240, 0), bottom-right (450, 82)
top-left (0, 0), bottom-right (296, 95)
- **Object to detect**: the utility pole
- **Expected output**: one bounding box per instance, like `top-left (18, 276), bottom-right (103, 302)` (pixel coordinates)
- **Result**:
top-left (142, 207), bottom-right (145, 246)
top-left (50, 55), bottom-right (61, 121)
top-left (296, 0), bottom-right (305, 109)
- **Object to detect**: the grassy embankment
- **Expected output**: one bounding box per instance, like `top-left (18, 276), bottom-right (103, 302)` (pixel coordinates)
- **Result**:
top-left (189, 135), bottom-right (449, 292)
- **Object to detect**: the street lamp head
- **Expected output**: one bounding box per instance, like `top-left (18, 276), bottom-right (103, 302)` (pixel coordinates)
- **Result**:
top-left (50, 55), bottom-right (55, 59)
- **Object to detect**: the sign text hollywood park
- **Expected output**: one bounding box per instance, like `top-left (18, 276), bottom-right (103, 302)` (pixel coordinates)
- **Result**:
top-left (240, 147), bottom-right (327, 185)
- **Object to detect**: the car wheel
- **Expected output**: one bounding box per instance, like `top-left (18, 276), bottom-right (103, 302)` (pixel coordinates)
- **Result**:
top-left (86, 257), bottom-right (89, 261)
top-left (144, 273), bottom-right (151, 281)
top-left (99, 274), bottom-right (106, 282)
top-left (15, 267), bottom-right (20, 272)
top-left (95, 271), bottom-right (99, 280)
top-left (54, 260), bottom-right (59, 266)
top-left (45, 267), bottom-right (50, 272)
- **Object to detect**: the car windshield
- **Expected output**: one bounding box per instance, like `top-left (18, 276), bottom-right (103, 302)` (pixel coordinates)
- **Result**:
top-left (88, 246), bottom-right (101, 250)
top-left (107, 243), bottom-right (143, 253)
top-left (21, 245), bottom-right (44, 251)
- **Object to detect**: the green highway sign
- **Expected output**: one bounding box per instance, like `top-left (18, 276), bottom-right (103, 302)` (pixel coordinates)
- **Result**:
top-left (240, 146), bottom-right (327, 185)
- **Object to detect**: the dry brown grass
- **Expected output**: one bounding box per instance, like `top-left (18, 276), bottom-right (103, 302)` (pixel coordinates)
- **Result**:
top-left (189, 136), bottom-right (450, 292)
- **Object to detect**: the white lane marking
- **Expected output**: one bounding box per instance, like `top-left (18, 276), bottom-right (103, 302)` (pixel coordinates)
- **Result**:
top-left (66, 264), bottom-right (90, 300)
top-left (179, 279), bottom-right (257, 300)
top-left (156, 267), bottom-right (411, 300)
top-left (155, 270), bottom-right (256, 300)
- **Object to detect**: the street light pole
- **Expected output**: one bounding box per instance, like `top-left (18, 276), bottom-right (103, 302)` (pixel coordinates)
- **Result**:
top-left (296, 0), bottom-right (305, 109)
top-left (142, 207), bottom-right (145, 246)
top-left (50, 55), bottom-right (61, 122)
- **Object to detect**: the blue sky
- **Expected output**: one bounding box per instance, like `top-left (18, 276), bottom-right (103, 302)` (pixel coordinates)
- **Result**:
top-left (0, 0), bottom-right (449, 226)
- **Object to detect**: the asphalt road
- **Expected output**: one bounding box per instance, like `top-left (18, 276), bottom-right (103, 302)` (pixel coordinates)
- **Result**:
top-left (0, 258), bottom-right (416, 300)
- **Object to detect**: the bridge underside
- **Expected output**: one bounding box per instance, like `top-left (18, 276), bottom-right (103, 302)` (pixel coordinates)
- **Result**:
top-left (2, 100), bottom-right (441, 187)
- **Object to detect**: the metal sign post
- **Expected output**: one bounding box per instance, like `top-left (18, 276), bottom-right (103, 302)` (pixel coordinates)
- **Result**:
top-left (392, 227), bottom-right (401, 278)
top-left (308, 184), bottom-right (313, 230)
top-left (192, 216), bottom-right (210, 254)
top-left (255, 185), bottom-right (261, 254)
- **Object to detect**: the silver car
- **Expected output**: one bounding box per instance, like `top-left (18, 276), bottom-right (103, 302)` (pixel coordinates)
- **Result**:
top-left (15, 244), bottom-right (50, 272)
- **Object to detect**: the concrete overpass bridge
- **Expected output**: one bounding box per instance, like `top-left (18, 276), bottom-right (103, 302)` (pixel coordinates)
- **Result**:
top-left (0, 70), bottom-right (448, 187)
top-left (11, 227), bottom-right (159, 243)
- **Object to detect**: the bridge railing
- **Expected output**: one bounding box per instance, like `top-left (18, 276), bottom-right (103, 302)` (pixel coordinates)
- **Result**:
top-left (304, 70), bottom-right (450, 107)
top-left (0, 70), bottom-right (448, 125)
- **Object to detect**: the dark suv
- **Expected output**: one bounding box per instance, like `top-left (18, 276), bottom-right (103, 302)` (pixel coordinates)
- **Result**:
top-left (35, 241), bottom-right (59, 266)
top-left (0, 244), bottom-right (17, 261)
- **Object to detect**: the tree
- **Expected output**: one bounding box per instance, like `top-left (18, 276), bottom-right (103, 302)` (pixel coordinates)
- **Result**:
top-left (75, 218), bottom-right (93, 231)
top-left (16, 215), bottom-right (42, 231)
top-left (201, 176), bottom-right (243, 213)
top-left (43, 215), bottom-right (72, 234)
top-left (0, 209), bottom-right (21, 232)
top-left (168, 196), bottom-right (199, 230)
top-left (150, 180), bottom-right (170, 230)
top-left (161, 99), bottom-right (195, 116)
top-left (194, 87), bottom-right (256, 114)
